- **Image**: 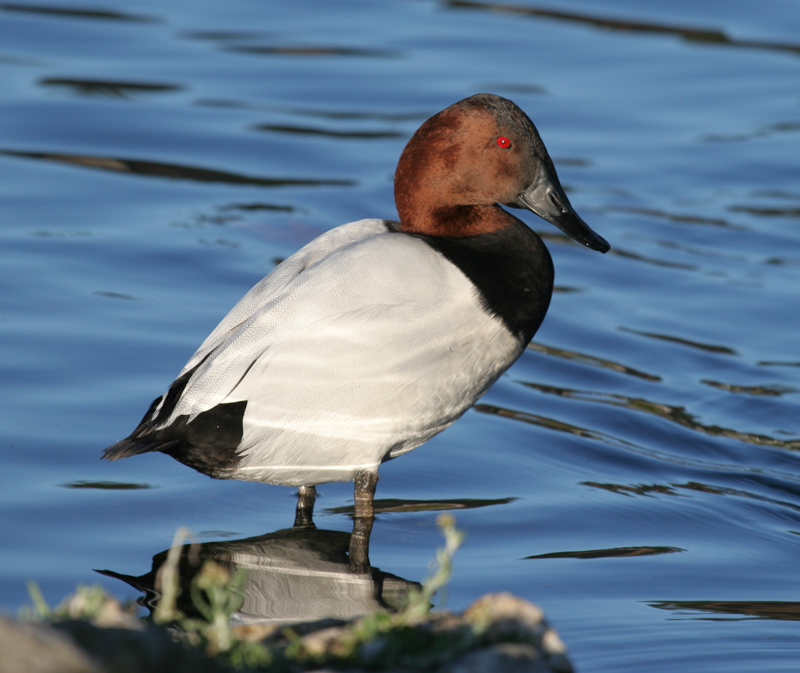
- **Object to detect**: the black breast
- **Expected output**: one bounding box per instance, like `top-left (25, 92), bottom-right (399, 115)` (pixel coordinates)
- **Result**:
top-left (414, 219), bottom-right (555, 344)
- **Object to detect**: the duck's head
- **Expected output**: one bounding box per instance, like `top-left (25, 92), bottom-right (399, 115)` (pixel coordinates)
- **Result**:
top-left (394, 93), bottom-right (609, 253)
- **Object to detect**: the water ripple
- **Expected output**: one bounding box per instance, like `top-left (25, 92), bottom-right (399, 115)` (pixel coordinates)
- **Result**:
top-left (445, 1), bottom-right (800, 56)
top-left (526, 545), bottom-right (685, 560)
top-left (0, 2), bottom-right (158, 22)
top-left (648, 600), bottom-right (800, 621)
top-left (619, 328), bottom-right (738, 355)
top-left (517, 382), bottom-right (800, 451)
top-left (526, 341), bottom-right (661, 382)
top-left (0, 150), bottom-right (354, 187)
top-left (38, 78), bottom-right (183, 98)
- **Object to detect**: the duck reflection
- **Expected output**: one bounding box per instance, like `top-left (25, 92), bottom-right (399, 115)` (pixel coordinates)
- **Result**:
top-left (99, 495), bottom-right (512, 624)
top-left (99, 512), bottom-right (414, 624)
top-left (648, 599), bottom-right (800, 621)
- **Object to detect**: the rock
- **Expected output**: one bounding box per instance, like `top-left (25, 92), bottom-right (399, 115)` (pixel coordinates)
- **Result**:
top-left (2, 591), bottom-right (573, 673)
top-left (0, 615), bottom-right (104, 673)
top-left (462, 592), bottom-right (572, 673)
top-left (443, 642), bottom-right (552, 673)
top-left (54, 621), bottom-right (229, 673)
top-left (298, 624), bottom-right (351, 657)
top-left (464, 592), bottom-right (546, 638)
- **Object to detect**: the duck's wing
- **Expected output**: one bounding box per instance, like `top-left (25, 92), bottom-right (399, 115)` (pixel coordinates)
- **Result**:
top-left (104, 219), bottom-right (519, 475)
top-left (181, 218), bottom-right (393, 373)
top-left (103, 219), bottom-right (394, 458)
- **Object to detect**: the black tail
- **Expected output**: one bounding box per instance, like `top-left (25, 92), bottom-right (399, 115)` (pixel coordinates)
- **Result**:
top-left (102, 394), bottom-right (168, 460)
top-left (101, 358), bottom-right (246, 478)
top-left (102, 362), bottom-right (201, 461)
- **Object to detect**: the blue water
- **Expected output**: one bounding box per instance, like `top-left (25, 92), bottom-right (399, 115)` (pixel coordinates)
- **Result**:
top-left (2, 1), bottom-right (799, 670)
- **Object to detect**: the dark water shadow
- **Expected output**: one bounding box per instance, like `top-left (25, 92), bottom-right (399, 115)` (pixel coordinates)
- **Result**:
top-left (581, 476), bottom-right (800, 512)
top-left (180, 32), bottom-right (399, 59)
top-left (38, 78), bottom-right (183, 99)
top-left (61, 480), bottom-right (155, 490)
top-left (223, 45), bottom-right (398, 59)
top-left (619, 327), bottom-right (737, 355)
top-left (0, 3), bottom-right (159, 23)
top-left (701, 379), bottom-right (797, 397)
top-left (444, 1), bottom-right (800, 57)
top-left (195, 99), bottom-right (423, 124)
top-left (648, 599), bottom-right (800, 621)
top-left (0, 150), bottom-right (354, 188)
top-left (526, 545), bottom-right (684, 560)
top-left (729, 203), bottom-right (800, 218)
top-left (93, 291), bottom-right (140, 301)
top-left (507, 380), bottom-right (800, 452)
top-left (604, 206), bottom-right (734, 229)
top-left (527, 341), bottom-right (661, 382)
top-left (254, 124), bottom-right (404, 140)
top-left (704, 122), bottom-right (800, 144)
top-left (325, 497), bottom-right (516, 516)
top-left (583, 479), bottom-right (800, 515)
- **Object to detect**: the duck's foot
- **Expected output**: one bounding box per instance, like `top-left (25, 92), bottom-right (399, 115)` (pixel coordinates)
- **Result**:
top-left (349, 470), bottom-right (378, 573)
top-left (293, 484), bottom-right (317, 529)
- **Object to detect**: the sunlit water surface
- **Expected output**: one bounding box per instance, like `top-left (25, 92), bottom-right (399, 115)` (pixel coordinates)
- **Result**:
top-left (1, 1), bottom-right (799, 671)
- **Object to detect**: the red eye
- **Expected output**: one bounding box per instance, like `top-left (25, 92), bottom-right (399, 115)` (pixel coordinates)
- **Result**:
top-left (496, 136), bottom-right (511, 149)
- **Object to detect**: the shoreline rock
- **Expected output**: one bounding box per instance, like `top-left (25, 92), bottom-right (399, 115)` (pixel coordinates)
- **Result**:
top-left (1, 592), bottom-right (573, 673)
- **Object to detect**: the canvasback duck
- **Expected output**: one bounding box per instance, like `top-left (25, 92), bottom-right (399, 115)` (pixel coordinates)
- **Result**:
top-left (103, 93), bottom-right (609, 520)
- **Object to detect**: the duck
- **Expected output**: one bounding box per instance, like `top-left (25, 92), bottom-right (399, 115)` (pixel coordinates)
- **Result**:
top-left (103, 93), bottom-right (609, 524)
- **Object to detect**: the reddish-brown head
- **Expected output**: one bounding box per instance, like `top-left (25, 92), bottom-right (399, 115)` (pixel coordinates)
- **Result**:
top-left (394, 94), bottom-right (609, 252)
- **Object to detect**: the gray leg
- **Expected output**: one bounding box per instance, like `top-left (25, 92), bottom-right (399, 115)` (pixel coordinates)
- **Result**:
top-left (353, 470), bottom-right (378, 519)
top-left (293, 484), bottom-right (317, 529)
top-left (349, 470), bottom-right (378, 573)
top-left (349, 515), bottom-right (375, 574)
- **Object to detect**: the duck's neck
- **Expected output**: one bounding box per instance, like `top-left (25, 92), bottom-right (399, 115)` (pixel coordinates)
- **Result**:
top-left (396, 201), bottom-right (516, 238)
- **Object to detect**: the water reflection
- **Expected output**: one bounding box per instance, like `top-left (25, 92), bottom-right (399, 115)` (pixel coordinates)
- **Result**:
top-left (701, 379), bottom-right (797, 397)
top-left (704, 122), bottom-right (800, 144)
top-left (526, 545), bottom-right (684, 560)
top-left (194, 99), bottom-right (422, 123)
top-left (60, 480), bottom-right (154, 490)
top-left (0, 150), bottom-right (354, 187)
top-left (604, 206), bottom-right (732, 229)
top-left (511, 380), bottom-right (800, 451)
top-left (608, 247), bottom-right (696, 271)
top-left (254, 124), bottom-right (403, 140)
top-left (99, 496), bottom-right (513, 624)
top-left (729, 203), bottom-right (800, 218)
top-left (0, 3), bottom-right (158, 23)
top-left (583, 480), bottom-right (800, 515)
top-left (38, 78), bottom-right (183, 98)
top-left (180, 32), bottom-right (398, 59)
top-left (475, 403), bottom-right (622, 447)
top-left (444, 1), bottom-right (800, 56)
top-left (221, 45), bottom-right (398, 59)
top-left (581, 482), bottom-right (679, 497)
top-left (648, 600), bottom-right (800, 621)
top-left (328, 497), bottom-right (515, 516)
top-left (526, 341), bottom-right (661, 382)
top-left (99, 524), bottom-right (419, 624)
